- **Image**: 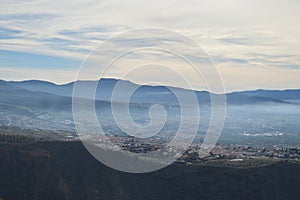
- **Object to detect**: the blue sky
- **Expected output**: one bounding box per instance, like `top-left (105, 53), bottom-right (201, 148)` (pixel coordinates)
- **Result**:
top-left (0, 0), bottom-right (300, 91)
top-left (0, 50), bottom-right (80, 70)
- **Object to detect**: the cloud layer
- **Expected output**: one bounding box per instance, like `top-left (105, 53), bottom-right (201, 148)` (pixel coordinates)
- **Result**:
top-left (0, 0), bottom-right (300, 91)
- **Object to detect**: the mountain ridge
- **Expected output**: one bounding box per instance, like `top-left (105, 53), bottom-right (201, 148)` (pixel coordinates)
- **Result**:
top-left (0, 79), bottom-right (300, 105)
top-left (1, 79), bottom-right (299, 105)
top-left (5, 78), bottom-right (300, 94)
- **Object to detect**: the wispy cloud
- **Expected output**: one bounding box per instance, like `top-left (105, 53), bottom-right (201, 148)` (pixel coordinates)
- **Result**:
top-left (0, 0), bottom-right (300, 91)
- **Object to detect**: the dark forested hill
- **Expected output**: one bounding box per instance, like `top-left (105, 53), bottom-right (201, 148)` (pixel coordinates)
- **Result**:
top-left (0, 141), bottom-right (299, 200)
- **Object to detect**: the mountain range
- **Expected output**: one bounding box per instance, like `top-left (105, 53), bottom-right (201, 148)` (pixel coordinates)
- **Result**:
top-left (2, 79), bottom-right (299, 107)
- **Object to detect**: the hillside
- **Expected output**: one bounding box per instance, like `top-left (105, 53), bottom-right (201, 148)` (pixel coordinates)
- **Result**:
top-left (0, 141), bottom-right (300, 200)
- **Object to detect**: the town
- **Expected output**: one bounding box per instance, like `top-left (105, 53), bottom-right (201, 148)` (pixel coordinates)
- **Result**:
top-left (78, 134), bottom-right (300, 164)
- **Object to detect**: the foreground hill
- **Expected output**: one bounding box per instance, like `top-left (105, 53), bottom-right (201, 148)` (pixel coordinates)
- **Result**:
top-left (0, 141), bottom-right (300, 200)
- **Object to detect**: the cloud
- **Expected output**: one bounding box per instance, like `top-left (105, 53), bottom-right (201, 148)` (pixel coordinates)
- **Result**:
top-left (0, 67), bottom-right (77, 84)
top-left (0, 0), bottom-right (300, 91)
top-left (218, 63), bottom-right (300, 92)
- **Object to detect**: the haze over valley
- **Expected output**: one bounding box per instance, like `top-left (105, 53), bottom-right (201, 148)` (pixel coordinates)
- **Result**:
top-left (1, 78), bottom-right (299, 147)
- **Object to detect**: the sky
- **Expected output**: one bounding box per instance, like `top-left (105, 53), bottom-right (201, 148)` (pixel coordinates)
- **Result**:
top-left (0, 0), bottom-right (300, 92)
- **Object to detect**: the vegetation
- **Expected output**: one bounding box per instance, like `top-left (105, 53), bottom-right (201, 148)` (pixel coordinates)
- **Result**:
top-left (0, 126), bottom-right (73, 141)
top-left (0, 133), bottom-right (41, 143)
top-left (0, 141), bottom-right (300, 200)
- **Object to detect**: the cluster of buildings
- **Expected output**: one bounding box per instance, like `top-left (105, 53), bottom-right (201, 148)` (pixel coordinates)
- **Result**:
top-left (0, 112), bottom-right (75, 132)
top-left (207, 144), bottom-right (300, 160)
top-left (84, 135), bottom-right (300, 162)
